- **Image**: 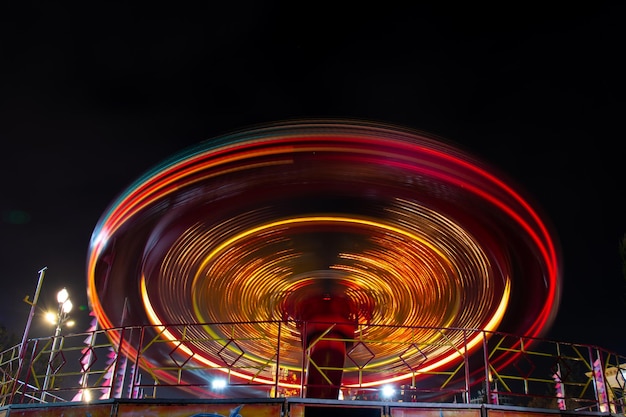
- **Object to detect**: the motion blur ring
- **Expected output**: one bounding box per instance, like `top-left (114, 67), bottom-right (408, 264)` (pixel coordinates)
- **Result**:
top-left (87, 119), bottom-right (561, 394)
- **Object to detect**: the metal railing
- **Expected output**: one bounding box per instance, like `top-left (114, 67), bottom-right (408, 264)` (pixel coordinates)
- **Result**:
top-left (0, 321), bottom-right (624, 414)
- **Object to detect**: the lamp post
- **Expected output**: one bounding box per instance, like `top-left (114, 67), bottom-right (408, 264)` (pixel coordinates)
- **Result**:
top-left (41, 288), bottom-right (74, 401)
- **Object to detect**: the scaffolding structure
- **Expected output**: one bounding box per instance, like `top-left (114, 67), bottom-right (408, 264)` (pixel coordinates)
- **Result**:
top-left (0, 321), bottom-right (624, 414)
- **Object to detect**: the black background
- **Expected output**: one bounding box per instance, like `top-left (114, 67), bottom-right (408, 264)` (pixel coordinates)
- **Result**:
top-left (1, 3), bottom-right (624, 351)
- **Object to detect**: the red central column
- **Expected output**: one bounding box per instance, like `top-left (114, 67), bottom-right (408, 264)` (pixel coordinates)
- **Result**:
top-left (299, 295), bottom-right (357, 399)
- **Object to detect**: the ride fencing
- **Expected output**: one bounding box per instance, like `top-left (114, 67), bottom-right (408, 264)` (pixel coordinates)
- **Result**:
top-left (0, 321), bottom-right (624, 414)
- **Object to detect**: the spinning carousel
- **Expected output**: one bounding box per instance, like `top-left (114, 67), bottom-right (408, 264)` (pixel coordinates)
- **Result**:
top-left (86, 120), bottom-right (561, 399)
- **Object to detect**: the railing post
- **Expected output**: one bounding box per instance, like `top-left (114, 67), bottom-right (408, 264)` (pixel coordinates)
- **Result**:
top-left (108, 326), bottom-right (127, 399)
top-left (554, 342), bottom-right (566, 410)
top-left (131, 325), bottom-right (147, 399)
top-left (79, 325), bottom-right (98, 401)
top-left (463, 328), bottom-right (471, 404)
top-left (300, 320), bottom-right (307, 397)
top-left (482, 330), bottom-right (491, 404)
top-left (590, 346), bottom-right (611, 413)
top-left (274, 321), bottom-right (282, 398)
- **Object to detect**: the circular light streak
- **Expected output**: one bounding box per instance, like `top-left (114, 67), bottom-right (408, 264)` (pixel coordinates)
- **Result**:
top-left (86, 120), bottom-right (561, 395)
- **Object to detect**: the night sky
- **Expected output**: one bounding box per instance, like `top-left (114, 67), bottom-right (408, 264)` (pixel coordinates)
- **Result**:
top-left (1, 4), bottom-right (624, 352)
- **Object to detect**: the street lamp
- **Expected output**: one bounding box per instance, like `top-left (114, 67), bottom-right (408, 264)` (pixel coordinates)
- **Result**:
top-left (41, 288), bottom-right (74, 401)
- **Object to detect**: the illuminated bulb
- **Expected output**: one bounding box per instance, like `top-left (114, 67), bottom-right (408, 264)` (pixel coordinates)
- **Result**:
top-left (381, 385), bottom-right (395, 399)
top-left (212, 378), bottom-right (227, 390)
top-left (57, 288), bottom-right (69, 304)
top-left (45, 312), bottom-right (57, 325)
top-left (82, 389), bottom-right (92, 402)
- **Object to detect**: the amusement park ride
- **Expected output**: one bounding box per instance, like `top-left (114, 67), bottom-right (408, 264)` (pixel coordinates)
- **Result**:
top-left (1, 120), bottom-right (625, 416)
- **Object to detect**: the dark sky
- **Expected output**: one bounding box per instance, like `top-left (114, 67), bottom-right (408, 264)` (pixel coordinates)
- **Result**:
top-left (1, 4), bottom-right (624, 352)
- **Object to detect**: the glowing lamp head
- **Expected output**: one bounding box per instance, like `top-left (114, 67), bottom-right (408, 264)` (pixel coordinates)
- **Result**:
top-left (57, 288), bottom-right (69, 304)
top-left (45, 311), bottom-right (57, 325)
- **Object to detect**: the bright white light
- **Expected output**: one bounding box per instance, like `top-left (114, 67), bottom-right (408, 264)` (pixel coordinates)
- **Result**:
top-left (212, 378), bottom-right (227, 390)
top-left (82, 389), bottom-right (92, 402)
top-left (62, 299), bottom-right (73, 314)
top-left (45, 312), bottom-right (57, 325)
top-left (381, 385), bottom-right (395, 398)
top-left (57, 288), bottom-right (69, 304)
